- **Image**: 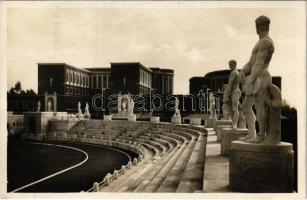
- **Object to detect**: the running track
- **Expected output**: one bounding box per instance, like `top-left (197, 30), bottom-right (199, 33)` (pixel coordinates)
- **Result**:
top-left (8, 140), bottom-right (137, 192)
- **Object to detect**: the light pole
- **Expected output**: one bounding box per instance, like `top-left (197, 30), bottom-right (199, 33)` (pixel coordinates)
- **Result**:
top-left (216, 94), bottom-right (220, 115)
top-left (149, 88), bottom-right (155, 113)
top-left (206, 88), bottom-right (210, 114)
top-left (199, 89), bottom-right (205, 115)
top-left (101, 88), bottom-right (106, 112)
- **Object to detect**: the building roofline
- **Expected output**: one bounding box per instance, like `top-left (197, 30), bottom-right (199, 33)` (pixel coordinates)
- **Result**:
top-left (110, 62), bottom-right (153, 73)
top-left (37, 63), bottom-right (90, 73)
top-left (84, 67), bottom-right (111, 72)
top-left (150, 67), bottom-right (174, 73)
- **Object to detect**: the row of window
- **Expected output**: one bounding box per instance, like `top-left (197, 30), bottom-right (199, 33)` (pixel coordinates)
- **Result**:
top-left (65, 86), bottom-right (89, 96)
top-left (140, 69), bottom-right (152, 87)
top-left (11, 121), bottom-right (23, 127)
top-left (91, 74), bottom-right (110, 89)
top-left (139, 85), bottom-right (151, 95)
top-left (66, 69), bottom-right (90, 88)
top-left (161, 75), bottom-right (173, 95)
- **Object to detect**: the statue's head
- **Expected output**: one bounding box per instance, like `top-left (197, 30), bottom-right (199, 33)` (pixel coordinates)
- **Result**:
top-left (228, 59), bottom-right (237, 70)
top-left (255, 15), bottom-right (270, 34)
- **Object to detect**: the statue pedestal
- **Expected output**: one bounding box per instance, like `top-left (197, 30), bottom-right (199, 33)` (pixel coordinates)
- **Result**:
top-left (206, 118), bottom-right (216, 128)
top-left (220, 128), bottom-right (248, 156)
top-left (214, 120), bottom-right (232, 132)
top-left (190, 118), bottom-right (201, 126)
top-left (217, 125), bottom-right (232, 141)
top-left (104, 115), bottom-right (112, 121)
top-left (76, 113), bottom-right (84, 119)
top-left (150, 116), bottom-right (160, 123)
top-left (229, 141), bottom-right (294, 192)
top-left (128, 114), bottom-right (136, 122)
top-left (84, 114), bottom-right (91, 119)
top-left (171, 116), bottom-right (181, 124)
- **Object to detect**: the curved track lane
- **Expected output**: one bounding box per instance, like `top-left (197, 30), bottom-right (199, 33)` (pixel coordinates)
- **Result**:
top-left (8, 140), bottom-right (137, 192)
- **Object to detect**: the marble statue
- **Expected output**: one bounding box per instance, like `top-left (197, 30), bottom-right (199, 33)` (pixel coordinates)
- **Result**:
top-left (84, 102), bottom-right (91, 118)
top-left (128, 98), bottom-right (134, 116)
top-left (47, 99), bottom-right (53, 111)
top-left (223, 60), bottom-right (242, 129)
top-left (222, 84), bottom-right (231, 120)
top-left (78, 102), bottom-right (82, 114)
top-left (209, 93), bottom-right (216, 119)
top-left (239, 15), bottom-right (281, 144)
top-left (122, 99), bottom-right (127, 112)
top-left (264, 84), bottom-right (282, 143)
top-left (37, 101), bottom-right (41, 112)
top-left (238, 103), bottom-right (247, 129)
top-left (173, 97), bottom-right (181, 117)
top-left (76, 101), bottom-right (83, 118)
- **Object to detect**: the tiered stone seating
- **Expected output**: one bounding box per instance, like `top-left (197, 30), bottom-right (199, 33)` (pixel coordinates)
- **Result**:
top-left (176, 130), bottom-right (207, 192)
top-left (46, 120), bottom-right (208, 193)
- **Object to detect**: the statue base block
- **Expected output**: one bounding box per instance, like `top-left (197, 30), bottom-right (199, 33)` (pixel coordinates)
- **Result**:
top-left (220, 128), bottom-right (248, 156)
top-left (214, 120), bottom-right (232, 132)
top-left (206, 118), bottom-right (216, 128)
top-left (171, 116), bottom-right (181, 124)
top-left (217, 125), bottom-right (232, 141)
top-left (190, 118), bottom-right (201, 126)
top-left (104, 115), bottom-right (112, 121)
top-left (22, 133), bottom-right (44, 141)
top-left (150, 116), bottom-right (160, 123)
top-left (84, 114), bottom-right (91, 119)
top-left (128, 114), bottom-right (136, 122)
top-left (229, 141), bottom-right (294, 192)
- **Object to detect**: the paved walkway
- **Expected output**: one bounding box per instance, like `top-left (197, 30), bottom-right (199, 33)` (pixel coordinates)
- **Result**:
top-left (203, 128), bottom-right (230, 192)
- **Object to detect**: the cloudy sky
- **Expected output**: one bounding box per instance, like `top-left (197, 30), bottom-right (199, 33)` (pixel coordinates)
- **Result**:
top-left (6, 2), bottom-right (306, 108)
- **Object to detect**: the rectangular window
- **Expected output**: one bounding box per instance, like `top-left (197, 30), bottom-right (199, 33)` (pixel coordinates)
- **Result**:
top-left (93, 75), bottom-right (97, 89)
top-left (140, 70), bottom-right (143, 84)
top-left (103, 75), bottom-right (107, 89)
top-left (66, 70), bottom-right (69, 83)
top-left (98, 75), bottom-right (102, 89)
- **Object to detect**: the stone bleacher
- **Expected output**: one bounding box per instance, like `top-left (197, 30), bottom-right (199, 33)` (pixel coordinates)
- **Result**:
top-left (46, 120), bottom-right (208, 193)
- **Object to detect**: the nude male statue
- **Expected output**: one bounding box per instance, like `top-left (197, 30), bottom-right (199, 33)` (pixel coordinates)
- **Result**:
top-left (239, 15), bottom-right (275, 143)
top-left (222, 84), bottom-right (231, 120)
top-left (209, 93), bottom-right (216, 119)
top-left (223, 60), bottom-right (241, 129)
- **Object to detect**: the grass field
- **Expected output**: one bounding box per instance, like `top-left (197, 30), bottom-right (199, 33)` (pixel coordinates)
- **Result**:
top-left (8, 138), bottom-right (137, 192)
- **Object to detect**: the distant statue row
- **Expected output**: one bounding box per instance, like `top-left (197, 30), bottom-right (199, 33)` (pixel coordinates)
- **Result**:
top-left (77, 101), bottom-right (91, 118)
top-left (36, 100), bottom-right (90, 119)
top-left (117, 94), bottom-right (134, 116)
top-left (221, 16), bottom-right (281, 144)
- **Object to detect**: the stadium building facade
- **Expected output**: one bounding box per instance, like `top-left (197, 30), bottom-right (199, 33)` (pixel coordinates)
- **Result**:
top-left (8, 62), bottom-right (174, 118)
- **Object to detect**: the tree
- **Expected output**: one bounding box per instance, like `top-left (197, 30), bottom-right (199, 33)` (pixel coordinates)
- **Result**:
top-left (8, 81), bottom-right (36, 95)
top-left (8, 87), bottom-right (15, 95)
top-left (26, 89), bottom-right (36, 95)
top-left (14, 81), bottom-right (22, 94)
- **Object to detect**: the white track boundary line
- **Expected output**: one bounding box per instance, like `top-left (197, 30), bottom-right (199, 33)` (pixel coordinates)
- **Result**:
top-left (11, 142), bottom-right (89, 193)
top-left (65, 141), bottom-right (132, 161)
